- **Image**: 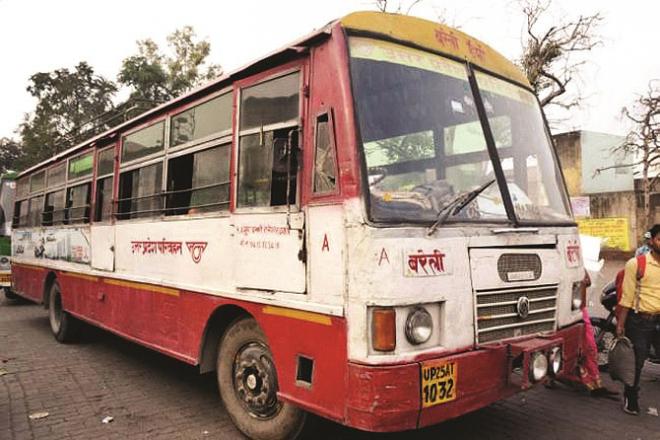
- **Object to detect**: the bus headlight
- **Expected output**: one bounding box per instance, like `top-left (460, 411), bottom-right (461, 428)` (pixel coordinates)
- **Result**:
top-left (549, 346), bottom-right (562, 375)
top-left (530, 352), bottom-right (548, 382)
top-left (0, 256), bottom-right (9, 270)
top-left (405, 307), bottom-right (433, 345)
top-left (571, 281), bottom-right (583, 310)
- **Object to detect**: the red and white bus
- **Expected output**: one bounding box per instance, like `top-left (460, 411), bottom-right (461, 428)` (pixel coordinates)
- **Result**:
top-left (10, 11), bottom-right (587, 439)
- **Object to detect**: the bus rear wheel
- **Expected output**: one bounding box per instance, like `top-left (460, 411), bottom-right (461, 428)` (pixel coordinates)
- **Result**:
top-left (48, 281), bottom-right (80, 343)
top-left (217, 317), bottom-right (307, 440)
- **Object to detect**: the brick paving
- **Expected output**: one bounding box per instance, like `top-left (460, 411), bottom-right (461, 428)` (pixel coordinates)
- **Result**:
top-left (1, 288), bottom-right (659, 440)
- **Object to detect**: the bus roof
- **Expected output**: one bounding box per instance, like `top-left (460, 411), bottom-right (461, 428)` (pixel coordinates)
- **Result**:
top-left (340, 12), bottom-right (530, 86)
top-left (18, 11), bottom-right (529, 178)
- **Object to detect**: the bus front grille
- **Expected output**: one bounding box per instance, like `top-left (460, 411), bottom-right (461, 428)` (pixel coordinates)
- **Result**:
top-left (475, 284), bottom-right (558, 344)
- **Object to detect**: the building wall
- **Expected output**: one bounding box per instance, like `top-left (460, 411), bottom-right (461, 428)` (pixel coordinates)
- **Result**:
top-left (554, 131), bottom-right (582, 197)
top-left (580, 131), bottom-right (631, 194)
top-left (553, 131), bottom-right (638, 251)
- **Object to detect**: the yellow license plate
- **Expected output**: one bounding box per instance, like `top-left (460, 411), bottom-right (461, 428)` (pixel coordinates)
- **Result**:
top-left (421, 360), bottom-right (457, 408)
top-left (0, 273), bottom-right (10, 284)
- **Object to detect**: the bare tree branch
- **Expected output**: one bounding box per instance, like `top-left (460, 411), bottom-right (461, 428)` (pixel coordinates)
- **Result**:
top-left (518, 0), bottom-right (602, 118)
top-left (597, 80), bottom-right (660, 230)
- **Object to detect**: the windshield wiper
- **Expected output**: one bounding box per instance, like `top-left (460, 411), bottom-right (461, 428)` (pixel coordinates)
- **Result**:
top-left (426, 179), bottom-right (496, 236)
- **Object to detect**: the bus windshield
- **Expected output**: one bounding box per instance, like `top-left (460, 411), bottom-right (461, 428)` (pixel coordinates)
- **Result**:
top-left (349, 37), bottom-right (572, 224)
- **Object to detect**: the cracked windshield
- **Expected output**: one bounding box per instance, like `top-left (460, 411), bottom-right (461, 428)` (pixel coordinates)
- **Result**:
top-left (349, 37), bottom-right (572, 224)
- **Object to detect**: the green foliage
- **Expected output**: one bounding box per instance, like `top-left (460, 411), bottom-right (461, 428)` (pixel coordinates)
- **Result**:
top-left (0, 236), bottom-right (10, 255)
top-left (118, 26), bottom-right (222, 118)
top-left (0, 138), bottom-right (25, 174)
top-left (8, 26), bottom-right (220, 172)
top-left (19, 62), bottom-right (117, 168)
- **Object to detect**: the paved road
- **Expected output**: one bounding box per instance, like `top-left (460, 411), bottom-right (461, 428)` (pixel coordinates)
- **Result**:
top-left (1, 267), bottom-right (659, 440)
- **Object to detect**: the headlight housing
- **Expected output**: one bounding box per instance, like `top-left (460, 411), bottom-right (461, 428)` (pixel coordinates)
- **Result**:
top-left (530, 351), bottom-right (548, 382)
top-left (549, 346), bottom-right (562, 375)
top-left (405, 307), bottom-right (433, 345)
top-left (571, 281), bottom-right (583, 310)
top-left (0, 256), bottom-right (9, 271)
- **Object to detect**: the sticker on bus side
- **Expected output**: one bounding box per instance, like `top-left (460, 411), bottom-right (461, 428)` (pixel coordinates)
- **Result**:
top-left (421, 360), bottom-right (457, 408)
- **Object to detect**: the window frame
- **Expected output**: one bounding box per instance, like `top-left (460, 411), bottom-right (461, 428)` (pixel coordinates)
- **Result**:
top-left (234, 67), bottom-right (303, 213)
top-left (94, 144), bottom-right (117, 224)
top-left (27, 195), bottom-right (44, 227)
top-left (116, 159), bottom-right (165, 221)
top-left (43, 188), bottom-right (67, 227)
top-left (12, 199), bottom-right (29, 228)
top-left (66, 148), bottom-right (95, 185)
top-left (29, 170), bottom-right (46, 194)
top-left (119, 118), bottom-right (168, 169)
top-left (164, 140), bottom-right (232, 218)
top-left (167, 88), bottom-right (233, 155)
top-left (311, 108), bottom-right (340, 197)
top-left (65, 181), bottom-right (92, 225)
top-left (116, 117), bottom-right (168, 221)
top-left (46, 162), bottom-right (67, 189)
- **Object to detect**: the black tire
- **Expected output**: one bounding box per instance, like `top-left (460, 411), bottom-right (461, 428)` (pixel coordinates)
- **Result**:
top-left (3, 288), bottom-right (20, 301)
top-left (48, 281), bottom-right (80, 343)
top-left (217, 317), bottom-right (307, 440)
top-left (591, 317), bottom-right (615, 372)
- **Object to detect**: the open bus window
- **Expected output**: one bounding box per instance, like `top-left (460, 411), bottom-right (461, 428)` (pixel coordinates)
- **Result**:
top-left (13, 200), bottom-right (28, 228)
top-left (66, 183), bottom-right (91, 224)
top-left (118, 163), bottom-right (163, 219)
top-left (28, 196), bottom-right (43, 227)
top-left (43, 189), bottom-right (66, 226)
top-left (94, 177), bottom-right (113, 222)
top-left (313, 113), bottom-right (338, 194)
top-left (166, 144), bottom-right (230, 215)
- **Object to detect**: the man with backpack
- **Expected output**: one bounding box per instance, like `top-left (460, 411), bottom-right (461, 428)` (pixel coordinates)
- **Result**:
top-left (616, 224), bottom-right (660, 415)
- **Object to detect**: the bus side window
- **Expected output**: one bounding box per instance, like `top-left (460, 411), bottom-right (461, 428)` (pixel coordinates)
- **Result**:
top-left (313, 113), bottom-right (338, 194)
top-left (117, 163), bottom-right (163, 220)
top-left (95, 177), bottom-right (113, 222)
top-left (237, 72), bottom-right (300, 208)
top-left (166, 144), bottom-right (231, 215)
top-left (28, 196), bottom-right (44, 227)
top-left (43, 189), bottom-right (66, 226)
top-left (94, 146), bottom-right (115, 222)
top-left (66, 183), bottom-right (91, 224)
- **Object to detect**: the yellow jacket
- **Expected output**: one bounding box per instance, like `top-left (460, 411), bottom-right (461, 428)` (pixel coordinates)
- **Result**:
top-left (620, 253), bottom-right (660, 313)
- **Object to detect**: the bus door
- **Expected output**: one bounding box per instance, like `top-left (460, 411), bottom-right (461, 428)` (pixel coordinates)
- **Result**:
top-left (232, 69), bottom-right (307, 294)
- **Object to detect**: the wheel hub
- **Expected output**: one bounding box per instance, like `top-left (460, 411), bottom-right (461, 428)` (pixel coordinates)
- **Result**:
top-left (233, 342), bottom-right (281, 419)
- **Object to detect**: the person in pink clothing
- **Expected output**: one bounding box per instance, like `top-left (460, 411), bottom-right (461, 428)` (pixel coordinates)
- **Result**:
top-left (579, 272), bottom-right (617, 397)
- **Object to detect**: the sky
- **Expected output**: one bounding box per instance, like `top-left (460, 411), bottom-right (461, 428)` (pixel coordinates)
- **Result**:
top-left (0, 0), bottom-right (658, 140)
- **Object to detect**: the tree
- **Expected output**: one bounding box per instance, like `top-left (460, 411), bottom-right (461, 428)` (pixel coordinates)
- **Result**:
top-left (374, 0), bottom-right (422, 14)
top-left (19, 62), bottom-right (117, 167)
top-left (0, 138), bottom-right (24, 174)
top-left (598, 82), bottom-right (660, 231)
top-left (518, 0), bottom-right (602, 115)
top-left (118, 26), bottom-right (222, 119)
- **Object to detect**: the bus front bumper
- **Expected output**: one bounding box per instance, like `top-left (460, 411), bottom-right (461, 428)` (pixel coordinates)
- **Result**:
top-left (345, 322), bottom-right (584, 432)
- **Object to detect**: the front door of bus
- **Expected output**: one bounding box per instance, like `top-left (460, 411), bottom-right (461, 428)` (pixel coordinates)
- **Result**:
top-left (232, 70), bottom-right (306, 293)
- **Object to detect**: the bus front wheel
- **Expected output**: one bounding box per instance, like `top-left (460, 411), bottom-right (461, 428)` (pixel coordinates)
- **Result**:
top-left (217, 317), bottom-right (307, 440)
top-left (3, 288), bottom-right (20, 301)
top-left (48, 281), bottom-right (80, 343)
